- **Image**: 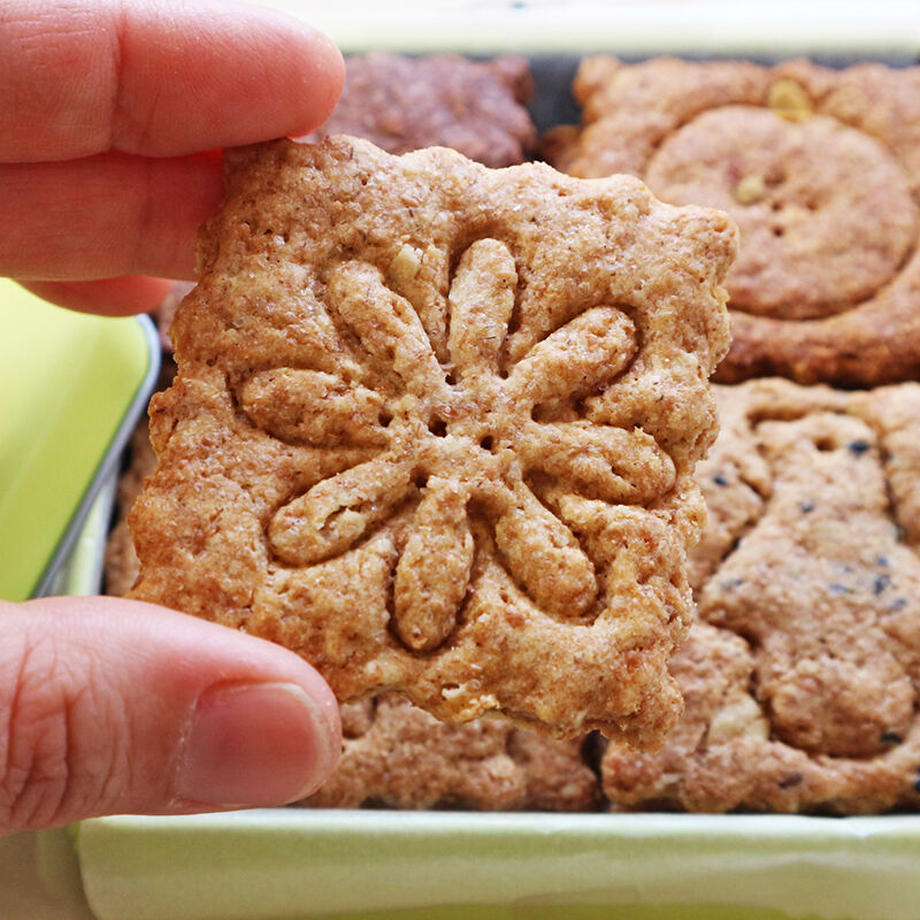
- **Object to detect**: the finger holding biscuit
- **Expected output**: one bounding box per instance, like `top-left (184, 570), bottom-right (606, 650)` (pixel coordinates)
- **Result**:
top-left (0, 0), bottom-right (344, 313)
top-left (1, 0), bottom-right (345, 833)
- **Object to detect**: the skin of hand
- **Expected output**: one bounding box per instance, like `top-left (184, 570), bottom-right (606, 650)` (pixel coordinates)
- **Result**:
top-left (0, 0), bottom-right (346, 834)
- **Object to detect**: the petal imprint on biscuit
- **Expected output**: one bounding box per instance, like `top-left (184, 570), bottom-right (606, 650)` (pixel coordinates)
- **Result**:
top-left (492, 484), bottom-right (597, 620)
top-left (331, 261), bottom-right (451, 401)
top-left (506, 307), bottom-right (636, 403)
top-left (394, 478), bottom-right (474, 651)
top-left (239, 368), bottom-right (386, 446)
top-left (269, 456), bottom-right (414, 566)
top-left (128, 137), bottom-right (736, 742)
top-left (447, 238), bottom-right (516, 374)
top-left (519, 421), bottom-right (675, 505)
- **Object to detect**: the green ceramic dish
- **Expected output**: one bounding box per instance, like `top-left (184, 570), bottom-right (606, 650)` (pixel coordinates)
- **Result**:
top-left (0, 280), bottom-right (160, 602)
top-left (72, 810), bottom-right (920, 920)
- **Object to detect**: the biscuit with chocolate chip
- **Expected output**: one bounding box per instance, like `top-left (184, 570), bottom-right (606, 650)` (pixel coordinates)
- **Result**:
top-left (127, 136), bottom-right (735, 743)
top-left (548, 57), bottom-right (920, 386)
top-left (603, 379), bottom-right (920, 812)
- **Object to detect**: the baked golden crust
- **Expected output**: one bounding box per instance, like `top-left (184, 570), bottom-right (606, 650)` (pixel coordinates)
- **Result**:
top-left (305, 695), bottom-right (599, 810)
top-left (603, 379), bottom-right (920, 813)
top-left (549, 57), bottom-right (920, 386)
top-left (155, 282), bottom-right (194, 353)
top-left (128, 136), bottom-right (735, 742)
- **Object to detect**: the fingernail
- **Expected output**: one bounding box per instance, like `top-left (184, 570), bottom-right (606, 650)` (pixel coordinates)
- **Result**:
top-left (175, 682), bottom-right (339, 807)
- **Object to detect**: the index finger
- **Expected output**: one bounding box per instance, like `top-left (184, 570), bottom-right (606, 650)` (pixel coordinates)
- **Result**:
top-left (0, 0), bottom-right (344, 162)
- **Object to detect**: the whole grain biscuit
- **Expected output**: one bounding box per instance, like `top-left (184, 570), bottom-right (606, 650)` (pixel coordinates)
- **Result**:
top-left (305, 694), bottom-right (599, 810)
top-left (127, 136), bottom-right (735, 743)
top-left (548, 57), bottom-right (920, 386)
top-left (603, 379), bottom-right (920, 813)
top-left (301, 52), bottom-right (536, 167)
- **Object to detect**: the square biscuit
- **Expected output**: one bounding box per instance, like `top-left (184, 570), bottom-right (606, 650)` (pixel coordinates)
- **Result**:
top-left (128, 136), bottom-right (736, 743)
top-left (548, 57), bottom-right (920, 386)
top-left (603, 379), bottom-right (920, 812)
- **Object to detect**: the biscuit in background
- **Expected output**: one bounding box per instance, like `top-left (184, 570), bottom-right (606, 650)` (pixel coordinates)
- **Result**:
top-left (603, 379), bottom-right (920, 814)
top-left (547, 57), bottom-right (920, 387)
top-left (302, 52), bottom-right (536, 167)
top-left (306, 695), bottom-right (599, 811)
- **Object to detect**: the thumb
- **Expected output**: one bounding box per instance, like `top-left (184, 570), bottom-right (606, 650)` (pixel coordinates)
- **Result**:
top-left (0, 596), bottom-right (341, 833)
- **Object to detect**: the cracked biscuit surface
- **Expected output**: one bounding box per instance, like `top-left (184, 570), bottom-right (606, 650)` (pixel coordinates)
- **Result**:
top-left (549, 57), bottom-right (920, 386)
top-left (603, 379), bottom-right (920, 812)
top-left (127, 136), bottom-right (735, 742)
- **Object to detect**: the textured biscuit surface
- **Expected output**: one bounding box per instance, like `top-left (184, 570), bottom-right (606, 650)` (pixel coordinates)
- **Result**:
top-left (127, 136), bottom-right (735, 742)
top-left (603, 379), bottom-right (920, 813)
top-left (303, 52), bottom-right (536, 167)
top-left (306, 695), bottom-right (599, 810)
top-left (549, 57), bottom-right (920, 386)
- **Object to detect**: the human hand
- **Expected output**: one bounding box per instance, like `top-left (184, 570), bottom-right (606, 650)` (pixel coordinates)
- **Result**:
top-left (0, 0), bottom-right (345, 834)
top-left (1, 0), bottom-right (343, 314)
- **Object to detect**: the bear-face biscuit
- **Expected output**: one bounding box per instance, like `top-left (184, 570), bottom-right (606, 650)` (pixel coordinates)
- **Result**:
top-left (127, 136), bottom-right (736, 743)
top-left (549, 57), bottom-right (920, 386)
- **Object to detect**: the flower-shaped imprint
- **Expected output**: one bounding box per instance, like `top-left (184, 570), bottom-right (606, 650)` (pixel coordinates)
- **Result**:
top-left (603, 379), bottom-right (920, 813)
top-left (128, 136), bottom-right (736, 743)
top-left (548, 57), bottom-right (920, 386)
